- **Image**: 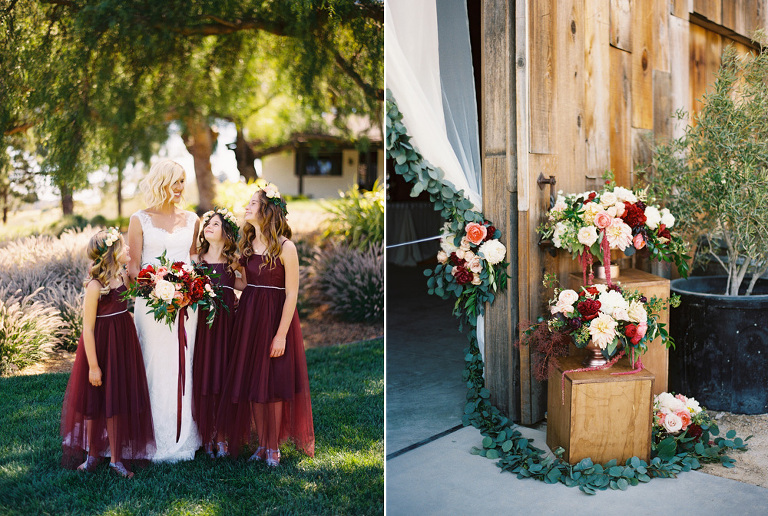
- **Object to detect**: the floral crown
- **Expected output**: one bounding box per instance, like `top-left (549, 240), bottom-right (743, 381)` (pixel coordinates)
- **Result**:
top-left (257, 182), bottom-right (288, 215)
top-left (201, 207), bottom-right (239, 239)
top-left (95, 227), bottom-right (121, 260)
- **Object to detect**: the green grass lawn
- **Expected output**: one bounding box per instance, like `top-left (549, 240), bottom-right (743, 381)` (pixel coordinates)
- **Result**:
top-left (0, 339), bottom-right (383, 516)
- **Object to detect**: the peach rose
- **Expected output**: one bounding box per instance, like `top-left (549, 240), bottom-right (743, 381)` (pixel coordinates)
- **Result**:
top-left (437, 250), bottom-right (448, 264)
top-left (677, 410), bottom-right (692, 430)
top-left (465, 222), bottom-right (488, 245)
top-left (633, 233), bottom-right (646, 250)
top-left (595, 211), bottom-right (612, 229)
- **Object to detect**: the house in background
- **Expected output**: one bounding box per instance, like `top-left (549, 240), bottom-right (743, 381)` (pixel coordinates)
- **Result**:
top-left (244, 116), bottom-right (384, 199)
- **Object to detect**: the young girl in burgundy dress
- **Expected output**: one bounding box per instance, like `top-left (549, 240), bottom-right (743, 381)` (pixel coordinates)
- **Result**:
top-left (61, 228), bottom-right (155, 478)
top-left (192, 209), bottom-right (239, 458)
top-left (217, 184), bottom-right (315, 466)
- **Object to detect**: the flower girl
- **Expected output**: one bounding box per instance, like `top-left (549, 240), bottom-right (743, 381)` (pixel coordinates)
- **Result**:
top-left (192, 208), bottom-right (240, 458)
top-left (61, 228), bottom-right (155, 478)
top-left (217, 184), bottom-right (314, 466)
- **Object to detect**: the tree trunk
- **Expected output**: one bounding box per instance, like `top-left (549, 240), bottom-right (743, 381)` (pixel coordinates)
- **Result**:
top-left (182, 117), bottom-right (218, 213)
top-left (60, 184), bottom-right (74, 215)
top-left (116, 167), bottom-right (123, 219)
top-left (232, 127), bottom-right (258, 182)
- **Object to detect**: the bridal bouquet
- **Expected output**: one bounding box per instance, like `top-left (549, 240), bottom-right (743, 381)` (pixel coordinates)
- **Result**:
top-left (123, 251), bottom-right (223, 329)
top-left (426, 219), bottom-right (509, 319)
top-left (538, 184), bottom-right (690, 278)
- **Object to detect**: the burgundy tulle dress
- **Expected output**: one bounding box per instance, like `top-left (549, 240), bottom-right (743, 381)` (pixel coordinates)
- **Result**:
top-left (216, 253), bottom-right (315, 457)
top-left (192, 262), bottom-right (237, 446)
top-left (60, 285), bottom-right (155, 468)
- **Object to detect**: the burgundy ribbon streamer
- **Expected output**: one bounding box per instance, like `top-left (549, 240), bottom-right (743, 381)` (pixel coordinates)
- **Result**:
top-left (601, 230), bottom-right (613, 287)
top-left (176, 306), bottom-right (188, 443)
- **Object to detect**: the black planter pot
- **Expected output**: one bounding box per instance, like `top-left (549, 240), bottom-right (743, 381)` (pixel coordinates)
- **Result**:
top-left (669, 276), bottom-right (768, 414)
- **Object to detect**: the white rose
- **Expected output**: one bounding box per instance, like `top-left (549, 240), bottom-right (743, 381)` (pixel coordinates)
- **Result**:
top-left (601, 191), bottom-right (617, 207)
top-left (656, 392), bottom-right (686, 413)
top-left (455, 248), bottom-right (466, 260)
top-left (182, 264), bottom-right (194, 273)
top-left (612, 307), bottom-right (630, 322)
top-left (440, 226), bottom-right (458, 255)
top-left (578, 226), bottom-right (598, 247)
top-left (478, 239), bottom-right (507, 265)
top-left (552, 197), bottom-right (567, 212)
top-left (467, 256), bottom-right (483, 273)
top-left (598, 290), bottom-right (629, 318)
top-left (614, 202), bottom-right (625, 217)
top-left (464, 250), bottom-right (476, 262)
top-left (644, 206), bottom-right (662, 229)
top-left (594, 284), bottom-right (608, 293)
top-left (613, 187), bottom-right (637, 203)
top-left (437, 250), bottom-right (448, 264)
top-left (660, 208), bottom-right (675, 228)
top-left (627, 300), bottom-right (648, 323)
top-left (685, 397), bottom-right (702, 414)
top-left (558, 289), bottom-right (579, 306)
top-left (552, 222), bottom-right (567, 248)
top-left (154, 280), bottom-right (177, 303)
top-left (662, 412), bottom-right (683, 433)
top-left (460, 237), bottom-right (471, 251)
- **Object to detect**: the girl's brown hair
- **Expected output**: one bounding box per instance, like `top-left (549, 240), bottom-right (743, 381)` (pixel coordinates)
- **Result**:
top-left (84, 230), bottom-right (125, 294)
top-left (197, 213), bottom-right (239, 274)
top-left (239, 190), bottom-right (292, 269)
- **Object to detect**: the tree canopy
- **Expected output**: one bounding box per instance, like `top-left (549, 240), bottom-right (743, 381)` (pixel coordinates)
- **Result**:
top-left (1, 0), bottom-right (383, 213)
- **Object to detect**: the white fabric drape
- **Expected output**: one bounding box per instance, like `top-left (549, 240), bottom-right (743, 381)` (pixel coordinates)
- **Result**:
top-left (385, 0), bottom-right (481, 208)
top-left (386, 0), bottom-right (486, 360)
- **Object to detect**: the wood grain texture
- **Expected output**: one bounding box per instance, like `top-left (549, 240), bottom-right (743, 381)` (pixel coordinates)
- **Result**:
top-left (482, 0), bottom-right (510, 155)
top-left (670, 0), bottom-right (691, 19)
top-left (610, 0), bottom-right (633, 50)
top-left (547, 355), bottom-right (654, 464)
top-left (584, 0), bottom-right (611, 179)
top-left (516, 0), bottom-right (531, 211)
top-left (693, 0), bottom-right (722, 24)
top-left (669, 14), bottom-right (691, 140)
top-left (530, 0), bottom-right (556, 154)
top-left (609, 46), bottom-right (632, 187)
top-left (654, 0), bottom-right (671, 72)
top-left (632, 0), bottom-right (655, 129)
top-left (722, 0), bottom-right (748, 34)
top-left (482, 157), bottom-right (519, 420)
top-left (689, 23), bottom-right (722, 117)
top-left (653, 70), bottom-right (673, 141)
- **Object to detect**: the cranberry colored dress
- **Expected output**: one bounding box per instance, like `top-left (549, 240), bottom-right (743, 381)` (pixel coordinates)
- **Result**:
top-left (217, 253), bottom-right (315, 457)
top-left (192, 262), bottom-right (237, 445)
top-left (60, 285), bottom-right (155, 468)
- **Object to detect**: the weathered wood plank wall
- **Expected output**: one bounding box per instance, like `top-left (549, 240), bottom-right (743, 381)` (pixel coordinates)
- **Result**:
top-left (491, 0), bottom-right (768, 424)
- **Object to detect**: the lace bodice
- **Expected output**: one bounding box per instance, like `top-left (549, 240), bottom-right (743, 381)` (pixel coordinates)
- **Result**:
top-left (134, 210), bottom-right (198, 266)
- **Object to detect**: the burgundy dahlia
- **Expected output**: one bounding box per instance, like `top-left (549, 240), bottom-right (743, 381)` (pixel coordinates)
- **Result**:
top-left (577, 299), bottom-right (601, 321)
top-left (450, 252), bottom-right (465, 267)
top-left (622, 203), bottom-right (647, 228)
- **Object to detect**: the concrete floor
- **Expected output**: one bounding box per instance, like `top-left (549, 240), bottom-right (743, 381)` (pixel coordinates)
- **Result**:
top-left (385, 264), bottom-right (467, 456)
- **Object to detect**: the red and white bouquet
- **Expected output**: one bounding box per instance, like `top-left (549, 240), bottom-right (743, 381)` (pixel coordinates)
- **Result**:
top-left (426, 217), bottom-right (509, 319)
top-left (538, 184), bottom-right (690, 280)
top-left (546, 283), bottom-right (674, 362)
top-left (123, 251), bottom-right (223, 329)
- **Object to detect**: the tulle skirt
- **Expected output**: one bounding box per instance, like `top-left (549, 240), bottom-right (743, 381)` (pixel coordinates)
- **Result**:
top-left (60, 314), bottom-right (155, 468)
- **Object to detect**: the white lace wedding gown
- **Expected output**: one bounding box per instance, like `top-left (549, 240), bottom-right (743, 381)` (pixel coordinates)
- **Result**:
top-left (133, 210), bottom-right (201, 462)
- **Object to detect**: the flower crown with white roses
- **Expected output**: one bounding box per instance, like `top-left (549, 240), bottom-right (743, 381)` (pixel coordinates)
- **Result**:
top-left (95, 227), bottom-right (121, 260)
top-left (201, 207), bottom-right (239, 239)
top-left (257, 183), bottom-right (288, 215)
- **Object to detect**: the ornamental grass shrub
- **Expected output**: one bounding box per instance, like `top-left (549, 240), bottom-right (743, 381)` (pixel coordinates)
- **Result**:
top-left (310, 244), bottom-right (383, 323)
top-left (323, 182), bottom-right (384, 251)
top-left (0, 287), bottom-right (62, 375)
top-left (0, 228), bottom-right (91, 363)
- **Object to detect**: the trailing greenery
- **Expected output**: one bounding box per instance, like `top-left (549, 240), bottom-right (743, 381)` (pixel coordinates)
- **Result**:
top-left (0, 339), bottom-right (383, 515)
top-left (322, 182), bottom-right (385, 251)
top-left (647, 41), bottom-right (768, 295)
top-left (386, 91), bottom-right (748, 495)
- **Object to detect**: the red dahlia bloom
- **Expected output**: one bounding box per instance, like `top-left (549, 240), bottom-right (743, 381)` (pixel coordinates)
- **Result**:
top-left (453, 266), bottom-right (473, 285)
top-left (621, 203), bottom-right (647, 228)
top-left (577, 299), bottom-right (601, 320)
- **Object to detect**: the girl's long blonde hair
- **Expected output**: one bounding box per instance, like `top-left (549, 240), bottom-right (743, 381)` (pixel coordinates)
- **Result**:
top-left (140, 159), bottom-right (186, 208)
top-left (84, 230), bottom-right (125, 294)
top-left (239, 190), bottom-right (292, 269)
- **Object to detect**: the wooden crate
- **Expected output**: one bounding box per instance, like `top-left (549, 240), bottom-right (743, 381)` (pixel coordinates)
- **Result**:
top-left (568, 268), bottom-right (671, 395)
top-left (547, 355), bottom-right (654, 464)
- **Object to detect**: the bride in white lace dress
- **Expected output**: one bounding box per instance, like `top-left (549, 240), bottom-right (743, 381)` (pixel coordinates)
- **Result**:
top-left (127, 159), bottom-right (201, 462)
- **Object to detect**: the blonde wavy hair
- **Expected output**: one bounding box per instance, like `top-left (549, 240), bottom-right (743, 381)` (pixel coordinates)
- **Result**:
top-left (239, 189), bottom-right (292, 270)
top-left (84, 230), bottom-right (125, 295)
top-left (140, 159), bottom-right (186, 208)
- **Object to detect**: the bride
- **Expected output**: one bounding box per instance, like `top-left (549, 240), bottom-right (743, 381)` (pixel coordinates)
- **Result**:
top-left (127, 159), bottom-right (201, 462)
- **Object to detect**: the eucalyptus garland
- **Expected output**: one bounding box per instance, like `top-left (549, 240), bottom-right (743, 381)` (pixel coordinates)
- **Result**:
top-left (385, 90), bottom-right (747, 494)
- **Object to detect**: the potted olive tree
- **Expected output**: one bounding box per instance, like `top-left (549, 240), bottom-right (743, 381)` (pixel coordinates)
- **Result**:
top-left (648, 42), bottom-right (768, 414)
